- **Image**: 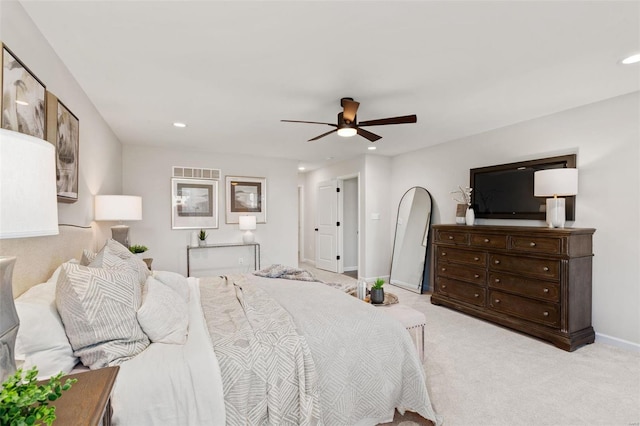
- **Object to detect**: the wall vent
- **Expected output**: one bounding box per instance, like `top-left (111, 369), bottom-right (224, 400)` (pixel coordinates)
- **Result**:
top-left (172, 166), bottom-right (220, 180)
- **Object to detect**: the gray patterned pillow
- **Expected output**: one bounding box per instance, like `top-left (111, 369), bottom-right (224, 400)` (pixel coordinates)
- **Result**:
top-left (90, 239), bottom-right (150, 284)
top-left (56, 263), bottom-right (149, 369)
top-left (80, 249), bottom-right (97, 266)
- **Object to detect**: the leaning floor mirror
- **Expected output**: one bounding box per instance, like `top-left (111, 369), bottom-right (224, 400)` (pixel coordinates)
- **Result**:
top-left (389, 186), bottom-right (433, 294)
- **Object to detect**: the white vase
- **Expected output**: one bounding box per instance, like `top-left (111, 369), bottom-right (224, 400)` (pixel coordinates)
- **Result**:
top-left (465, 207), bottom-right (475, 225)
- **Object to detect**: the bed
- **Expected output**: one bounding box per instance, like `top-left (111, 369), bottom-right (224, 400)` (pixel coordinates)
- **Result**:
top-left (5, 227), bottom-right (441, 425)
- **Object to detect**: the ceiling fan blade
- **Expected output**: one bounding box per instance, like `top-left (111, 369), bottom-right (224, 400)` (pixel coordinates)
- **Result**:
top-left (309, 128), bottom-right (338, 141)
top-left (358, 114), bottom-right (417, 127)
top-left (342, 99), bottom-right (360, 123)
top-left (281, 119), bottom-right (337, 127)
top-left (357, 127), bottom-right (382, 142)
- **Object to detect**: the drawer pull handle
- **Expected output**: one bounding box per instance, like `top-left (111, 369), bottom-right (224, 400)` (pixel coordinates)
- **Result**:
top-left (484, 238), bottom-right (490, 243)
top-left (448, 235), bottom-right (454, 240)
top-left (442, 267), bottom-right (446, 272)
top-left (474, 293), bottom-right (479, 298)
top-left (494, 278), bottom-right (500, 283)
top-left (494, 299), bottom-right (500, 304)
top-left (543, 266), bottom-right (549, 272)
top-left (494, 260), bottom-right (500, 264)
top-left (474, 257), bottom-right (480, 261)
top-left (543, 311), bottom-right (549, 317)
top-left (442, 285), bottom-right (447, 289)
top-left (442, 252), bottom-right (447, 256)
top-left (474, 274), bottom-right (480, 278)
top-left (530, 242), bottom-right (536, 247)
top-left (543, 288), bottom-right (549, 293)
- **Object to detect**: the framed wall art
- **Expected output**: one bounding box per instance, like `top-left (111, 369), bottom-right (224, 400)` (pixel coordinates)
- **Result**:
top-left (225, 176), bottom-right (266, 224)
top-left (171, 178), bottom-right (219, 229)
top-left (46, 92), bottom-right (79, 203)
top-left (1, 43), bottom-right (46, 139)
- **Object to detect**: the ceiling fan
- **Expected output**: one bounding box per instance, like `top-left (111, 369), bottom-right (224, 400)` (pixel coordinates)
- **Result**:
top-left (281, 97), bottom-right (417, 142)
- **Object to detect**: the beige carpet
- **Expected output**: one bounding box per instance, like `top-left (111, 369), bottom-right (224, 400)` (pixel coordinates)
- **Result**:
top-left (301, 262), bottom-right (640, 426)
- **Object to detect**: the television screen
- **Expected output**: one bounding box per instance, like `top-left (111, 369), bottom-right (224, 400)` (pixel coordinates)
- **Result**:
top-left (470, 154), bottom-right (576, 220)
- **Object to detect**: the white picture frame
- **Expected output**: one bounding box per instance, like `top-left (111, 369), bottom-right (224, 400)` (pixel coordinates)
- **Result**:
top-left (225, 176), bottom-right (266, 224)
top-left (171, 178), bottom-right (218, 229)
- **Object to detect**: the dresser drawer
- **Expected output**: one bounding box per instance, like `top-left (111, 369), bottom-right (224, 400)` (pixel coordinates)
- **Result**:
top-left (469, 233), bottom-right (507, 249)
top-left (509, 235), bottom-right (562, 254)
top-left (437, 261), bottom-right (486, 285)
top-left (436, 277), bottom-right (485, 307)
top-left (435, 229), bottom-right (469, 245)
top-left (488, 273), bottom-right (560, 302)
top-left (437, 246), bottom-right (486, 267)
top-left (489, 254), bottom-right (560, 280)
top-left (489, 290), bottom-right (560, 327)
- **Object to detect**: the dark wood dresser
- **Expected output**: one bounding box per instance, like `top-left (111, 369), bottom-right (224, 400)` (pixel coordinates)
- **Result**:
top-left (431, 224), bottom-right (595, 351)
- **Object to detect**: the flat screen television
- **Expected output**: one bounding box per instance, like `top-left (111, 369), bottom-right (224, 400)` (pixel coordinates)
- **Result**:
top-left (470, 154), bottom-right (576, 220)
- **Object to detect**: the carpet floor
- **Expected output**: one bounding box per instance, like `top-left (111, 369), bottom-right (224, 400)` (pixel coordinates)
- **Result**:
top-left (301, 262), bottom-right (640, 426)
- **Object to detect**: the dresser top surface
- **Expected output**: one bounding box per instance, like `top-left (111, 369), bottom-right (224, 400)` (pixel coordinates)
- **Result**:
top-left (433, 224), bottom-right (595, 236)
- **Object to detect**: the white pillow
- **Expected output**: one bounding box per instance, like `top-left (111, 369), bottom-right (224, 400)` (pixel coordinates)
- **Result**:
top-left (46, 259), bottom-right (79, 283)
top-left (14, 280), bottom-right (78, 379)
top-left (56, 263), bottom-right (149, 369)
top-left (137, 276), bottom-right (189, 344)
top-left (152, 270), bottom-right (190, 302)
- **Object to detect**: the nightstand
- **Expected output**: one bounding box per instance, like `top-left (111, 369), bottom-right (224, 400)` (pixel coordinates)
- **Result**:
top-left (46, 366), bottom-right (119, 426)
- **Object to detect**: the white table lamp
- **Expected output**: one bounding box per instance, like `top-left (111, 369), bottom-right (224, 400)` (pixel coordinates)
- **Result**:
top-left (534, 168), bottom-right (578, 228)
top-left (239, 215), bottom-right (257, 243)
top-left (0, 129), bottom-right (59, 382)
top-left (95, 195), bottom-right (142, 247)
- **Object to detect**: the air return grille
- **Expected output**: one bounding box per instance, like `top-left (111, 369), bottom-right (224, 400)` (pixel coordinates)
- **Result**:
top-left (172, 166), bottom-right (220, 180)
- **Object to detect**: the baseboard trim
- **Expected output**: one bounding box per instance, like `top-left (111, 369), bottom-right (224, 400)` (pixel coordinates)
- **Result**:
top-left (595, 332), bottom-right (640, 352)
top-left (343, 266), bottom-right (357, 272)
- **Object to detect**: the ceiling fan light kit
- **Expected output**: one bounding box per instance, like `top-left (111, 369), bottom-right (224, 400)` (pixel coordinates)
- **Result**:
top-left (282, 97), bottom-right (417, 143)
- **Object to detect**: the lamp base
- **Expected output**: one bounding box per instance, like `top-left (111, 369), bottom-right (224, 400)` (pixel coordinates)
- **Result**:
top-left (546, 197), bottom-right (566, 228)
top-left (111, 225), bottom-right (130, 248)
top-left (0, 256), bottom-right (19, 383)
top-left (242, 230), bottom-right (255, 244)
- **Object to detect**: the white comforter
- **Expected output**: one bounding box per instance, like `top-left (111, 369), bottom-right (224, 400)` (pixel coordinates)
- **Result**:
top-left (111, 278), bottom-right (226, 425)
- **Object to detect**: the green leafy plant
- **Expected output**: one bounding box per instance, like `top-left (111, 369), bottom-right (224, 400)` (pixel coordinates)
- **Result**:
top-left (0, 367), bottom-right (77, 426)
top-left (372, 278), bottom-right (385, 289)
top-left (198, 229), bottom-right (208, 241)
top-left (128, 244), bottom-right (148, 254)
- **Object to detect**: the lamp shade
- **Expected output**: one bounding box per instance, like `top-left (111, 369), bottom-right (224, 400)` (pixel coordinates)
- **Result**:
top-left (0, 129), bottom-right (59, 239)
top-left (95, 195), bottom-right (142, 221)
top-left (239, 215), bottom-right (257, 231)
top-left (534, 168), bottom-right (578, 197)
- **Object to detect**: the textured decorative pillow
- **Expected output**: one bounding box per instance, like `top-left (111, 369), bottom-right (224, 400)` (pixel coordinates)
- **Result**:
top-left (90, 239), bottom-right (150, 284)
top-left (15, 280), bottom-right (78, 378)
top-left (152, 270), bottom-right (190, 302)
top-left (46, 259), bottom-right (79, 283)
top-left (137, 276), bottom-right (189, 344)
top-left (80, 249), bottom-right (97, 266)
top-left (56, 263), bottom-right (149, 369)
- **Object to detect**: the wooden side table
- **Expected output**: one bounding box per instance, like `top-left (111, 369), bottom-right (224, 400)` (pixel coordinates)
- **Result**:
top-left (46, 366), bottom-right (119, 426)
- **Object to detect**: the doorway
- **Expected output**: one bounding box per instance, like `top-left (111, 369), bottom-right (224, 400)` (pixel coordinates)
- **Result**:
top-left (342, 176), bottom-right (358, 278)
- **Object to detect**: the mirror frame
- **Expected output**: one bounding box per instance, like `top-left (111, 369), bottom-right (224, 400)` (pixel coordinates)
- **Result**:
top-left (388, 186), bottom-right (433, 294)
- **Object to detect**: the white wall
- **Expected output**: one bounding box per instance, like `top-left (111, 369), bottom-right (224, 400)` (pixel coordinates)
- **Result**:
top-left (122, 144), bottom-right (299, 276)
top-left (0, 1), bottom-right (122, 248)
top-left (391, 92), bottom-right (640, 347)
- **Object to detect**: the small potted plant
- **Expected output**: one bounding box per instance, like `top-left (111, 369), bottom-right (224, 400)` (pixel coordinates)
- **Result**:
top-left (198, 229), bottom-right (208, 247)
top-left (451, 186), bottom-right (473, 225)
top-left (370, 278), bottom-right (385, 304)
top-left (128, 244), bottom-right (148, 257)
top-left (0, 367), bottom-right (77, 425)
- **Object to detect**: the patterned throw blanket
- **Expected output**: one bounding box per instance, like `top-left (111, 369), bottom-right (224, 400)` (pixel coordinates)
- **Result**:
top-left (254, 264), bottom-right (356, 293)
top-left (198, 275), bottom-right (320, 426)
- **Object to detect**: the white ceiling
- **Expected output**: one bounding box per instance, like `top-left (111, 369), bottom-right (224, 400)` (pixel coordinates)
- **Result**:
top-left (20, 1), bottom-right (640, 171)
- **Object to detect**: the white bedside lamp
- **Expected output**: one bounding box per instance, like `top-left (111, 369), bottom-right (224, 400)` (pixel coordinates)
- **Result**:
top-left (534, 168), bottom-right (578, 228)
top-left (239, 215), bottom-right (257, 243)
top-left (95, 195), bottom-right (142, 247)
top-left (0, 129), bottom-right (59, 382)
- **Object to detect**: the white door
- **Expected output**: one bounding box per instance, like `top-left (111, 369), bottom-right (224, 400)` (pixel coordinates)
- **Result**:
top-left (316, 179), bottom-right (340, 272)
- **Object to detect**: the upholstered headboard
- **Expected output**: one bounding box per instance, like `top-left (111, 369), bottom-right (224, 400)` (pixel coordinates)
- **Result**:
top-left (0, 225), bottom-right (95, 297)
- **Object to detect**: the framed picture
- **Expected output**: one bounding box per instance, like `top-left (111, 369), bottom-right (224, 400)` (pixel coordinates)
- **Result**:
top-left (1, 43), bottom-right (46, 139)
top-left (171, 178), bottom-right (219, 229)
top-left (46, 92), bottom-right (79, 203)
top-left (226, 176), bottom-right (267, 224)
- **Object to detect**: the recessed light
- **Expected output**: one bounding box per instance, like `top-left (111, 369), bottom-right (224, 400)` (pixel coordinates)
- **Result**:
top-left (621, 53), bottom-right (640, 65)
top-left (368, 146), bottom-right (377, 150)
top-left (173, 122), bottom-right (187, 128)
top-left (298, 166), bottom-right (305, 171)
